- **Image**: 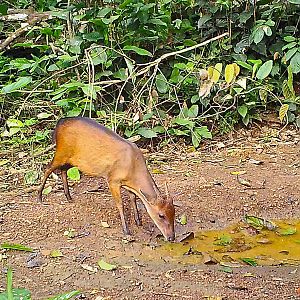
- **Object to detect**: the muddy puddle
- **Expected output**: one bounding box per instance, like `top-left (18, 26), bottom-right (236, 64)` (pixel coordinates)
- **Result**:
top-left (141, 218), bottom-right (300, 266)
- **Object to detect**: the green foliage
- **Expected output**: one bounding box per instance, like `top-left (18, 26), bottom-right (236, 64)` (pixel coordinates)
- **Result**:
top-left (0, 267), bottom-right (80, 300)
top-left (0, 0), bottom-right (299, 153)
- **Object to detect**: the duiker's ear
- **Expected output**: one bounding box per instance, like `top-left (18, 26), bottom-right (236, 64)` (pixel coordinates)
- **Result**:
top-left (139, 189), bottom-right (150, 204)
top-left (164, 181), bottom-right (173, 204)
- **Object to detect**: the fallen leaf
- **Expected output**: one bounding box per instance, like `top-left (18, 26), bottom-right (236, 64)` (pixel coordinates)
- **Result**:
top-left (237, 176), bottom-right (251, 187)
top-left (230, 170), bottom-right (247, 175)
top-left (64, 228), bottom-right (76, 238)
top-left (219, 266), bottom-right (233, 273)
top-left (243, 272), bottom-right (256, 277)
top-left (101, 221), bottom-right (110, 228)
top-left (50, 249), bottom-right (63, 258)
top-left (240, 257), bottom-right (257, 266)
top-left (277, 227), bottom-right (297, 236)
top-left (98, 259), bottom-right (117, 271)
top-left (152, 169), bottom-right (165, 174)
top-left (203, 252), bottom-right (218, 265)
top-left (42, 186), bottom-right (52, 195)
top-left (257, 238), bottom-right (272, 244)
top-left (0, 159), bottom-right (9, 166)
top-left (248, 158), bottom-right (264, 165)
top-left (176, 232), bottom-right (195, 242)
top-left (81, 264), bottom-right (98, 273)
top-left (1, 242), bottom-right (33, 252)
top-left (214, 235), bottom-right (232, 246)
top-left (179, 214), bottom-right (187, 225)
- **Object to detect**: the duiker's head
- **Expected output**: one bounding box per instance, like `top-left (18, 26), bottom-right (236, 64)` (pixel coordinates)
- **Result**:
top-left (140, 184), bottom-right (175, 241)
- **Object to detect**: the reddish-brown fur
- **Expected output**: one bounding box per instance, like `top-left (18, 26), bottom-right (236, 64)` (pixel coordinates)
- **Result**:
top-left (38, 117), bottom-right (175, 241)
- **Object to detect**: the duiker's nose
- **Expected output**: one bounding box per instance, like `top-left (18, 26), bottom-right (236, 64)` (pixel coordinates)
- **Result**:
top-left (167, 234), bottom-right (175, 242)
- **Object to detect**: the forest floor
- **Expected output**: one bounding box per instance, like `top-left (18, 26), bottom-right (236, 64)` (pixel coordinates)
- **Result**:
top-left (1, 121), bottom-right (300, 300)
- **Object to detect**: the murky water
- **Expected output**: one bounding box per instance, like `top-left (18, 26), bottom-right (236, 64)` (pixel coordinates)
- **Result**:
top-left (142, 219), bottom-right (300, 266)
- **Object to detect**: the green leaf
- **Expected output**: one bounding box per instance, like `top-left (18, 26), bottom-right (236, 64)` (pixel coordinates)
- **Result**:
top-left (285, 47), bottom-right (298, 61)
top-left (0, 3), bottom-right (8, 15)
top-left (113, 68), bottom-right (127, 80)
top-left (47, 290), bottom-right (81, 300)
top-left (290, 52), bottom-right (300, 74)
top-left (277, 227), bottom-right (297, 236)
top-left (262, 25), bottom-right (272, 36)
top-left (50, 249), bottom-right (63, 258)
top-left (242, 114), bottom-right (250, 126)
top-left (195, 126), bottom-right (212, 139)
top-left (149, 18), bottom-right (167, 26)
top-left (173, 117), bottom-right (194, 127)
top-left (238, 105), bottom-right (248, 118)
top-left (155, 73), bottom-right (169, 94)
top-left (253, 28), bottom-right (264, 44)
top-left (2, 77), bottom-right (32, 93)
top-left (288, 0), bottom-right (300, 4)
top-left (214, 235), bottom-right (232, 246)
top-left (24, 170), bottom-right (39, 185)
top-left (179, 214), bottom-right (187, 225)
top-left (256, 60), bottom-right (273, 80)
top-left (236, 61), bottom-right (252, 71)
top-left (0, 289), bottom-right (31, 300)
top-left (219, 266), bottom-right (233, 273)
top-left (244, 215), bottom-right (264, 229)
top-left (1, 243), bottom-right (33, 252)
top-left (98, 259), bottom-right (117, 271)
top-left (7, 267), bottom-right (13, 300)
top-left (137, 127), bottom-right (157, 138)
top-left (282, 42), bottom-right (297, 50)
top-left (240, 257), bottom-right (257, 266)
top-left (67, 167), bottom-right (80, 181)
top-left (191, 95), bottom-right (200, 104)
top-left (188, 105), bottom-right (198, 118)
top-left (83, 32), bottom-right (102, 41)
top-left (123, 45), bottom-right (152, 57)
top-left (284, 36), bottom-right (296, 42)
top-left (42, 186), bottom-right (52, 195)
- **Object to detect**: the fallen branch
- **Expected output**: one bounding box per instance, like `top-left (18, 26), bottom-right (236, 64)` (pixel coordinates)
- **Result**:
top-left (0, 12), bottom-right (52, 51)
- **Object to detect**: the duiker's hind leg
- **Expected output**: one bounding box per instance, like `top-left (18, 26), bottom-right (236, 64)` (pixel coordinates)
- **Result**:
top-left (128, 192), bottom-right (142, 226)
top-left (108, 181), bottom-right (130, 235)
top-left (38, 164), bottom-right (59, 202)
top-left (61, 169), bottom-right (72, 201)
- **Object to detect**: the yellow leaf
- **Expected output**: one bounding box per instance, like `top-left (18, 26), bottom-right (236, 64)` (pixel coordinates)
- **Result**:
top-left (231, 171), bottom-right (247, 175)
top-left (225, 64), bottom-right (235, 84)
top-left (232, 63), bottom-right (240, 76)
top-left (212, 63), bottom-right (222, 83)
top-left (279, 104), bottom-right (289, 122)
top-left (207, 66), bottom-right (214, 80)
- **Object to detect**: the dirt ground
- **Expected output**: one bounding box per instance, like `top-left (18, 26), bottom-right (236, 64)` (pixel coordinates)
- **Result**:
top-left (1, 125), bottom-right (300, 300)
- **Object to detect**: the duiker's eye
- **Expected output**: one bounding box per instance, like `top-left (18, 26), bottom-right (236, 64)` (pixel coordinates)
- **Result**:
top-left (159, 214), bottom-right (165, 219)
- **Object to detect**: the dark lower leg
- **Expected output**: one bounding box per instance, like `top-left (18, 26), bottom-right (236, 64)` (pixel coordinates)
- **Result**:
top-left (109, 183), bottom-right (130, 235)
top-left (61, 169), bottom-right (72, 201)
top-left (129, 192), bottom-right (141, 226)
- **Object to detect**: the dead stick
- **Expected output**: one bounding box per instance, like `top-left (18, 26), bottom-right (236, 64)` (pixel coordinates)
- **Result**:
top-left (0, 12), bottom-right (51, 51)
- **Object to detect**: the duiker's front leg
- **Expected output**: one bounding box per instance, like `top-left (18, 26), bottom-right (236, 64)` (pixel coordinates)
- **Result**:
top-left (128, 191), bottom-right (142, 226)
top-left (109, 182), bottom-right (130, 235)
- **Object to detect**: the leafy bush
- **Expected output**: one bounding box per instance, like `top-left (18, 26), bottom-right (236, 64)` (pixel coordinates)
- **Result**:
top-left (0, 0), bottom-right (299, 151)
